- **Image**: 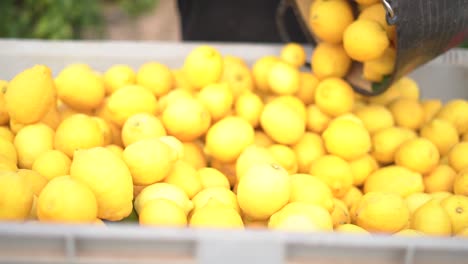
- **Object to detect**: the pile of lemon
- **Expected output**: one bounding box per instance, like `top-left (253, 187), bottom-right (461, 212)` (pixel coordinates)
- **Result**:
top-left (0, 40), bottom-right (467, 237)
top-left (309, 0), bottom-right (396, 82)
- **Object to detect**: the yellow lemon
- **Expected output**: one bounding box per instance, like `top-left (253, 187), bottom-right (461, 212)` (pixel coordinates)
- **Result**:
top-left (354, 104), bottom-right (394, 134)
top-left (183, 45), bottom-right (223, 89)
top-left (394, 229), bottom-right (425, 236)
top-left (309, 0), bottom-right (354, 44)
top-left (17, 169), bottom-right (47, 196)
top-left (235, 145), bottom-right (277, 181)
top-left (0, 170), bottom-right (34, 220)
top-left (158, 88), bottom-right (194, 113)
top-left (0, 92), bottom-right (10, 126)
top-left (364, 165), bottom-right (424, 198)
top-left (158, 135), bottom-right (184, 159)
top-left (435, 99), bottom-right (468, 134)
top-left (189, 199), bottom-right (243, 229)
top-left (139, 198), bottom-right (187, 227)
top-left (192, 187), bottom-right (239, 213)
top-left (363, 47), bottom-right (396, 81)
top-left (454, 169), bottom-right (468, 196)
top-left (106, 84), bottom-right (158, 127)
top-left (423, 164), bottom-right (457, 193)
top-left (70, 147), bottom-right (133, 221)
top-left (164, 160), bottom-right (203, 199)
top-left (103, 64), bottom-right (136, 94)
top-left (421, 99), bottom-right (442, 123)
top-left (0, 154), bottom-right (17, 171)
top-left (280, 42), bottom-right (306, 68)
top-left (234, 91), bottom-right (264, 128)
top-left (136, 62), bottom-right (173, 97)
top-left (366, 82), bottom-right (401, 105)
top-left (322, 118), bottom-right (371, 161)
top-left (181, 141), bottom-right (207, 170)
top-left (254, 130), bottom-right (274, 147)
top-left (388, 98), bottom-right (425, 130)
top-left (0, 126), bottom-right (14, 142)
top-left (355, 0), bottom-right (379, 5)
top-left (198, 167), bottom-right (230, 190)
top-left (205, 116), bottom-right (254, 163)
top-left (237, 163), bottom-right (290, 220)
top-left (405, 192), bottom-right (432, 215)
top-left (211, 159), bottom-right (237, 188)
top-left (252, 56), bottom-right (280, 92)
top-left (14, 123), bottom-right (54, 169)
top-left (295, 72), bottom-right (319, 105)
top-left (306, 104), bottom-right (331, 133)
top-left (196, 82), bottom-right (234, 121)
top-left (341, 186), bottom-right (363, 211)
top-left (431, 192), bottom-right (453, 202)
top-left (32, 150), bottom-right (71, 181)
top-left (349, 154), bottom-right (379, 186)
top-left (268, 202), bottom-right (333, 232)
top-left (54, 114), bottom-right (104, 158)
top-left (134, 182), bottom-right (193, 215)
top-left (0, 137), bottom-right (16, 165)
top-left (358, 3), bottom-right (396, 40)
top-left (172, 69), bottom-right (193, 91)
top-left (55, 65), bottom-right (105, 111)
top-left (335, 224), bottom-right (370, 234)
top-left (289, 173), bottom-right (335, 212)
top-left (440, 195), bottom-right (468, 234)
top-left (331, 198), bottom-right (351, 228)
top-left (315, 77), bottom-right (355, 117)
top-left (292, 132), bottom-right (325, 174)
top-left (221, 58), bottom-right (254, 99)
top-left (309, 155), bottom-right (353, 198)
top-left (457, 227), bottom-right (468, 237)
top-left (90, 117), bottom-right (112, 146)
top-left (121, 113), bottom-right (166, 147)
top-left (410, 199), bottom-right (452, 236)
top-left (162, 97), bottom-right (211, 142)
top-left (267, 61), bottom-right (300, 95)
top-left (448, 142), bottom-right (468, 172)
top-left (105, 144), bottom-right (124, 159)
top-left (371, 126), bottom-right (417, 164)
top-left (420, 119), bottom-right (459, 156)
top-left (267, 144), bottom-right (297, 174)
top-left (123, 138), bottom-right (178, 186)
top-left (5, 65), bottom-right (56, 124)
top-left (355, 192), bottom-right (410, 234)
top-left (343, 19), bottom-right (389, 61)
top-left (37, 175), bottom-right (97, 223)
top-left (311, 42), bottom-right (351, 79)
top-left (394, 138), bottom-right (440, 174)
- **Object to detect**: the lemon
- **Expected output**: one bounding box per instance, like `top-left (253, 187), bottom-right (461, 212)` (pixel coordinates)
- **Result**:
top-left (158, 136), bottom-right (184, 159)
top-left (355, 0), bottom-right (379, 4)
top-left (196, 82), bottom-right (234, 121)
top-left (172, 69), bottom-right (193, 91)
top-left (292, 132), bottom-right (325, 173)
top-left (103, 64), bottom-right (136, 94)
top-left (17, 169), bottom-right (47, 196)
top-left (121, 113), bottom-right (166, 147)
top-left (349, 154), bottom-right (379, 186)
top-left (448, 142), bottom-right (468, 172)
top-left (32, 150), bottom-right (71, 181)
top-left (354, 104), bottom-right (394, 134)
top-left (435, 99), bottom-right (468, 134)
top-left (139, 198), bottom-right (187, 227)
top-left (70, 147), bottom-right (133, 221)
top-left (183, 45), bottom-right (223, 89)
top-left (55, 65), bottom-right (105, 111)
top-left (309, 0), bottom-right (354, 44)
top-left (309, 155), bottom-right (353, 198)
top-left (254, 130), bottom-right (274, 147)
top-left (0, 154), bottom-right (17, 171)
top-left (289, 173), bottom-right (335, 212)
top-left (269, 202), bottom-right (333, 232)
top-left (410, 199), bottom-right (452, 236)
top-left (205, 116), bottom-right (254, 163)
top-left (37, 175), bottom-right (97, 223)
top-left (54, 114), bottom-right (104, 158)
top-left (5, 65), bottom-right (56, 124)
top-left (134, 182), bottom-right (193, 215)
top-left (123, 138), bottom-right (178, 186)
top-left (335, 224), bottom-right (369, 234)
top-left (331, 198), bottom-right (351, 228)
top-left (312, 42), bottom-right (351, 79)
top-left (260, 98), bottom-right (305, 145)
top-left (456, 227), bottom-right (468, 237)
top-left (181, 141), bottom-right (207, 170)
top-left (315, 77), bottom-right (355, 117)
top-left (136, 62), bottom-right (173, 97)
top-left (306, 104), bottom-right (331, 133)
top-left (394, 138), bottom-right (440, 174)
top-left (234, 91), bottom-right (264, 128)
top-left (371, 126), bottom-right (417, 164)
top-left (364, 166), bottom-right (424, 197)
top-left (343, 19), bottom-right (389, 61)
top-left (0, 92), bottom-right (10, 126)
top-left (211, 159), bottom-right (237, 188)
top-left (14, 123), bottom-right (55, 169)
top-left (355, 192), bottom-right (409, 233)
top-left (295, 72), bottom-right (319, 105)
top-left (267, 61), bottom-right (300, 95)
top-left (358, 3), bottom-right (396, 40)
top-left (235, 145), bottom-right (277, 181)
top-left (0, 137), bottom-right (16, 165)
top-left (252, 56), bottom-right (280, 92)
top-left (91, 117), bottom-right (113, 146)
top-left (366, 83), bottom-right (401, 106)
top-left (267, 144), bottom-right (297, 174)
top-left (420, 119), bottom-right (459, 156)
top-left (423, 165), bottom-right (457, 193)
top-left (394, 229), bottom-right (425, 236)
top-left (431, 192), bottom-right (453, 202)
top-left (164, 160), bottom-right (203, 199)
top-left (162, 97), bottom-right (211, 142)
top-left (280, 43), bottom-right (306, 68)
top-left (421, 99), bottom-right (442, 122)
top-left (405, 192), bottom-right (432, 215)
top-left (192, 187), bottom-right (239, 213)
top-left (158, 88), bottom-right (194, 113)
top-left (341, 186), bottom-right (363, 211)
top-left (322, 118), bottom-right (371, 161)
top-left (363, 47), bottom-right (396, 81)
top-left (0, 126), bottom-right (14, 142)
top-left (198, 167), bottom-right (230, 189)
top-left (454, 169), bottom-right (468, 196)
top-left (440, 195), bottom-right (468, 233)
top-left (0, 170), bottom-right (34, 220)
top-left (189, 199), bottom-right (243, 229)
top-left (221, 58), bottom-right (254, 98)
top-left (387, 99), bottom-right (425, 130)
top-left (237, 163), bottom-right (290, 220)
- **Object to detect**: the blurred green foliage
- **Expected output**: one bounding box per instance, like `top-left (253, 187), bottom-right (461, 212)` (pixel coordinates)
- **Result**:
top-left (0, 0), bottom-right (159, 40)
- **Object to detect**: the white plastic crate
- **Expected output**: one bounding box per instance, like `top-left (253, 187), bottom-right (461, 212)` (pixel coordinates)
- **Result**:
top-left (0, 40), bottom-right (468, 264)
